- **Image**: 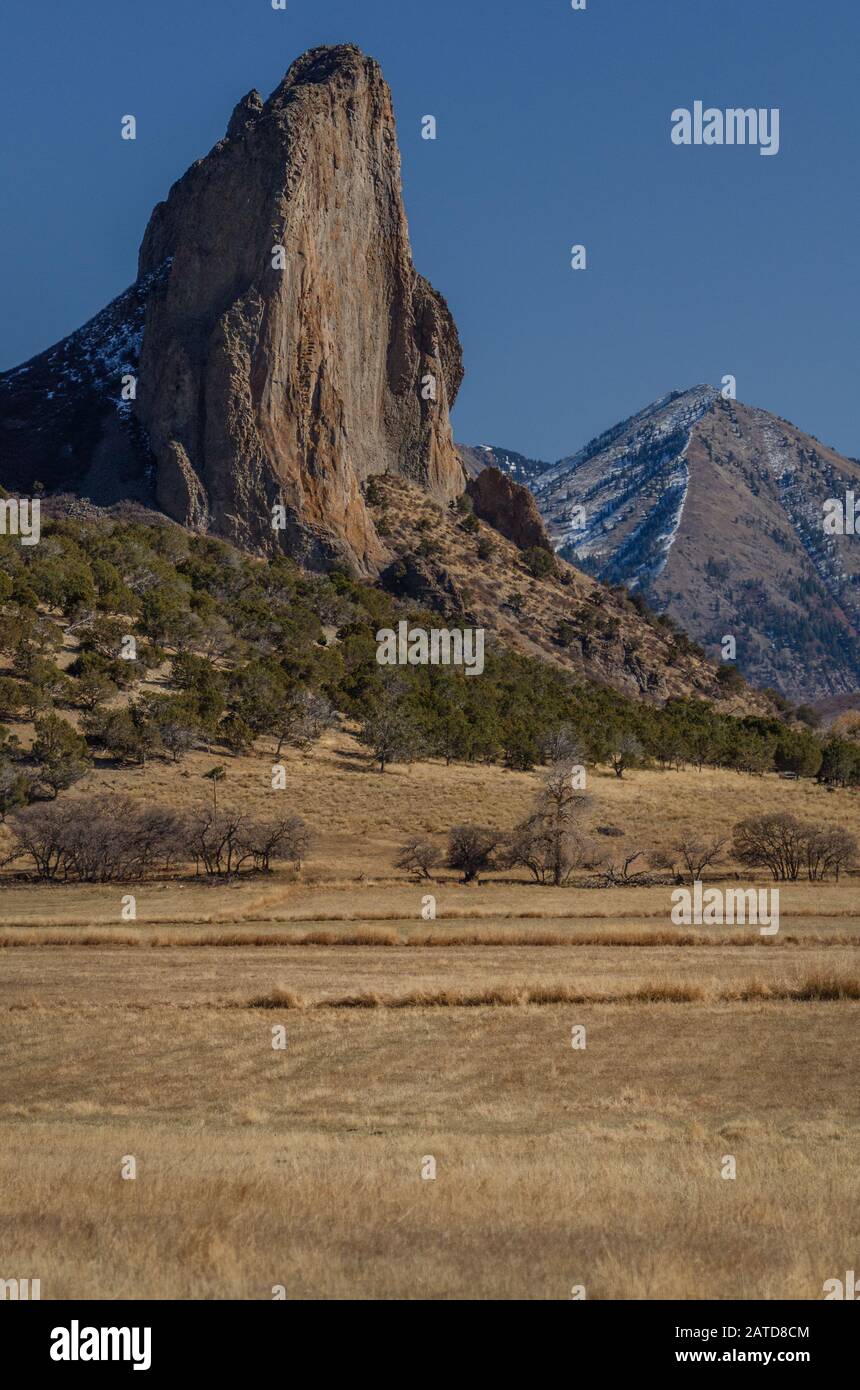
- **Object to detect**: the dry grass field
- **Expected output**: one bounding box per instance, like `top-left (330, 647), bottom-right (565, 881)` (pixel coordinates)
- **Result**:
top-left (2, 991), bottom-right (857, 1300)
top-left (1, 738), bottom-right (858, 1299)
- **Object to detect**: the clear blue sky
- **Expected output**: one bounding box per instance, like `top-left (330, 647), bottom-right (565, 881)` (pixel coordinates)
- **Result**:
top-left (1, 0), bottom-right (858, 460)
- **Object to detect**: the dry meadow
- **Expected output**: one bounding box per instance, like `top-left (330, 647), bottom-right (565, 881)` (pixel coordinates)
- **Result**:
top-left (1, 737), bottom-right (858, 1298)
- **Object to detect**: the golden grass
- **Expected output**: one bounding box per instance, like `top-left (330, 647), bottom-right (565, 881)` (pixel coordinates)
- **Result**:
top-left (2, 730), bottom-right (860, 902)
top-left (1, 741), bottom-right (858, 1299)
top-left (4, 941), bottom-right (859, 1008)
top-left (244, 982), bottom-right (706, 1008)
top-left (1, 999), bottom-right (856, 1299)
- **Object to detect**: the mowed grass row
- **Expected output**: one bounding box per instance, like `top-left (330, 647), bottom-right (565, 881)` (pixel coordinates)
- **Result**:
top-left (2, 942), bottom-right (860, 1008)
top-left (2, 928), bottom-right (860, 947)
top-left (244, 974), bottom-right (860, 1008)
top-left (2, 875), bottom-right (860, 941)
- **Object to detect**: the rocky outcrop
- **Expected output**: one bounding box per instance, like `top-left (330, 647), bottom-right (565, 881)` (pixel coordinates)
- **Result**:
top-left (0, 45), bottom-right (465, 573)
top-left (379, 554), bottom-right (468, 620)
top-left (0, 272), bottom-right (164, 505)
top-left (466, 465), bottom-right (552, 552)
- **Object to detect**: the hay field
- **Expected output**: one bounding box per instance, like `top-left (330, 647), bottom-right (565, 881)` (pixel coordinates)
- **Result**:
top-left (1, 983), bottom-right (857, 1299)
top-left (1, 742), bottom-right (858, 1299)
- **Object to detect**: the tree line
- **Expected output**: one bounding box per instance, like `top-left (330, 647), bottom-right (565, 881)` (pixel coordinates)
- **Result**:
top-left (2, 795), bottom-right (309, 882)
top-left (395, 758), bottom-right (857, 887)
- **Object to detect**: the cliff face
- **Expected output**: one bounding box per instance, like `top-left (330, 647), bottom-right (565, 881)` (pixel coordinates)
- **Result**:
top-left (0, 45), bottom-right (465, 573)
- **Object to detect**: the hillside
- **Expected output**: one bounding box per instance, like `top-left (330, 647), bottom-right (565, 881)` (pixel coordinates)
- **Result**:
top-left (4, 488), bottom-right (848, 867)
top-left (367, 474), bottom-right (765, 708)
top-left (457, 443), bottom-right (552, 486)
top-left (3, 726), bottom-right (859, 907)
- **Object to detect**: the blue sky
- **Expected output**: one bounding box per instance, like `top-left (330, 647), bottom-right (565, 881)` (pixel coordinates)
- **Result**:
top-left (1, 0), bottom-right (858, 459)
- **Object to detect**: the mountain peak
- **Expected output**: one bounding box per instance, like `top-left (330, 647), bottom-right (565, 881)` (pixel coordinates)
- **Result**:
top-left (530, 390), bottom-right (860, 699)
top-left (0, 45), bottom-right (465, 573)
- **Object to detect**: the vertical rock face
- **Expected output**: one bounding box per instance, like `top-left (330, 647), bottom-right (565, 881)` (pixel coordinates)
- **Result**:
top-left (0, 44), bottom-right (465, 572)
top-left (137, 44), bottom-right (465, 570)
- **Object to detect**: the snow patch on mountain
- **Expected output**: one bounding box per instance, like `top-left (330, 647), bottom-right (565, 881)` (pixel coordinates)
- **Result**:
top-left (1, 259), bottom-right (171, 415)
top-left (533, 385), bottom-right (717, 587)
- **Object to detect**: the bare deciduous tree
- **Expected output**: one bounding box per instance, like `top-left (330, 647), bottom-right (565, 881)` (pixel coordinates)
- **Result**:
top-left (394, 835), bottom-right (441, 880)
top-left (181, 805), bottom-right (311, 877)
top-left (238, 814), bottom-right (310, 872)
top-left (274, 691), bottom-right (335, 758)
top-left (181, 807), bottom-right (246, 877)
top-left (672, 835), bottom-right (728, 886)
top-left (803, 826), bottom-right (857, 882)
top-left (594, 850), bottom-right (648, 886)
top-left (5, 803), bottom-right (67, 879)
top-left (732, 813), bottom-right (859, 883)
top-left (542, 726), bottom-right (586, 767)
top-left (359, 706), bottom-right (423, 773)
top-left (503, 759), bottom-right (592, 886)
top-left (608, 734), bottom-right (643, 779)
top-left (733, 813), bottom-right (807, 882)
top-left (7, 792), bottom-right (313, 882)
top-left (447, 824), bottom-right (502, 884)
top-left (6, 796), bottom-right (182, 882)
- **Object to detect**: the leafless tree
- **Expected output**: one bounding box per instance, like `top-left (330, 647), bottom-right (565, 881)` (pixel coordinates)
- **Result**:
top-left (733, 813), bottom-right (807, 881)
top-left (803, 826), bottom-right (857, 882)
top-left (542, 726), bottom-right (586, 767)
top-left (672, 835), bottom-right (729, 886)
top-left (5, 803), bottom-right (67, 879)
top-left (181, 805), bottom-right (310, 876)
top-left (394, 835), bottom-right (441, 880)
top-left (594, 850), bottom-right (649, 886)
top-left (158, 718), bottom-right (199, 763)
top-left (608, 734), bottom-right (643, 779)
top-left (359, 706), bottom-right (423, 773)
top-left (238, 814), bottom-right (310, 872)
top-left (447, 824), bottom-right (502, 883)
top-left (5, 796), bottom-right (182, 882)
top-left (503, 817), bottom-right (590, 886)
top-left (503, 760), bottom-right (593, 886)
top-left (181, 807), bottom-right (244, 876)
